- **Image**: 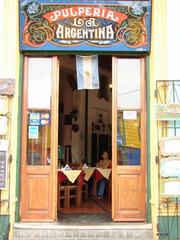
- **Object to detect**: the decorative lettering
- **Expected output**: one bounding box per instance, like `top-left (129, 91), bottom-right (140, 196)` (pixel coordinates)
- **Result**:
top-left (56, 24), bottom-right (114, 40)
top-left (44, 6), bottom-right (127, 24)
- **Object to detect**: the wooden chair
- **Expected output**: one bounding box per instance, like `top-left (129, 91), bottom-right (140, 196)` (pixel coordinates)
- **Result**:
top-left (58, 185), bottom-right (66, 209)
top-left (65, 185), bottom-right (77, 208)
top-left (58, 184), bottom-right (77, 209)
top-left (82, 181), bottom-right (88, 200)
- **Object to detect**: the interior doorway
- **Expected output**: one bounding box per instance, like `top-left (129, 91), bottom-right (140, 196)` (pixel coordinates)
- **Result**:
top-left (57, 55), bottom-right (112, 216)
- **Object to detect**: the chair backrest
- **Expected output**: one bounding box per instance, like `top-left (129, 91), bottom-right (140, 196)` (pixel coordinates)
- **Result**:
top-left (64, 145), bottom-right (72, 164)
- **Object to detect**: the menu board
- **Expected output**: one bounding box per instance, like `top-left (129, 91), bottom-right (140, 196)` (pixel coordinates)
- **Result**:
top-left (0, 151), bottom-right (7, 189)
top-left (0, 140), bottom-right (8, 189)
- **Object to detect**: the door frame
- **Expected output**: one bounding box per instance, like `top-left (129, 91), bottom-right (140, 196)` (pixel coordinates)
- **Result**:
top-left (19, 54), bottom-right (147, 222)
top-left (20, 56), bottom-right (59, 221)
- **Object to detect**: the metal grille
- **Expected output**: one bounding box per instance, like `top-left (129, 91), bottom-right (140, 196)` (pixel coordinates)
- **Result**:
top-left (156, 80), bottom-right (180, 137)
top-left (156, 80), bottom-right (180, 240)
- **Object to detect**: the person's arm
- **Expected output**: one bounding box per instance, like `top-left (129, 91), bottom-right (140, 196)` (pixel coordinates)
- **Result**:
top-left (108, 160), bottom-right (112, 168)
top-left (96, 159), bottom-right (102, 167)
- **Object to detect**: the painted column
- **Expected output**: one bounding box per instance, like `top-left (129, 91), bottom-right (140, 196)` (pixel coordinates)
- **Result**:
top-left (150, 0), bottom-right (168, 239)
top-left (0, 0), bottom-right (20, 239)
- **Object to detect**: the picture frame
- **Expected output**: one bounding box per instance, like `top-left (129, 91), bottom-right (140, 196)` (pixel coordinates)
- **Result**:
top-left (159, 137), bottom-right (180, 157)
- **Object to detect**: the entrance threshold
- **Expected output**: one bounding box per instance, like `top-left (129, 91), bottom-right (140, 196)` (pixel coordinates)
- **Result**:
top-left (13, 222), bottom-right (153, 240)
top-left (14, 221), bottom-right (152, 230)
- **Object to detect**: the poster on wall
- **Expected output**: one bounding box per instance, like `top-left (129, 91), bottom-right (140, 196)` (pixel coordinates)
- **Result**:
top-left (19, 0), bottom-right (151, 52)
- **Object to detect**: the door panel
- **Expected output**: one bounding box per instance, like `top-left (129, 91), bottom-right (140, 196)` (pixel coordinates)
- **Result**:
top-left (20, 57), bottom-right (59, 221)
top-left (112, 57), bottom-right (146, 221)
top-left (27, 169), bottom-right (50, 211)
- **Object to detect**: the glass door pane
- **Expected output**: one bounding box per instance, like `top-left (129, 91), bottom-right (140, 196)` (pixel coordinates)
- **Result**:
top-left (26, 57), bottom-right (53, 166)
top-left (116, 59), bottom-right (141, 109)
top-left (27, 110), bottom-right (51, 165)
top-left (117, 111), bottom-right (141, 165)
top-left (28, 58), bottom-right (52, 109)
top-left (116, 58), bottom-right (142, 166)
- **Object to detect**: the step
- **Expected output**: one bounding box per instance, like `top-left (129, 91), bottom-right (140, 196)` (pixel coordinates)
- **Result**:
top-left (13, 223), bottom-right (153, 240)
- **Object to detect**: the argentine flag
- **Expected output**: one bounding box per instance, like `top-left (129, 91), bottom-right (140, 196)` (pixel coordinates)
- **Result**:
top-left (76, 55), bottom-right (99, 90)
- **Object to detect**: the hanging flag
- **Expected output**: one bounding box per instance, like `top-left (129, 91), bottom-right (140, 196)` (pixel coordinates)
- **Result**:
top-left (76, 55), bottom-right (99, 90)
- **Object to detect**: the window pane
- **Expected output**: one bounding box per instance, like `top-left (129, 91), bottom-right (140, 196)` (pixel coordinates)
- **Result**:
top-left (28, 58), bottom-right (52, 109)
top-left (117, 59), bottom-right (141, 109)
top-left (27, 111), bottom-right (51, 165)
top-left (117, 111), bottom-right (141, 165)
top-left (167, 121), bottom-right (180, 137)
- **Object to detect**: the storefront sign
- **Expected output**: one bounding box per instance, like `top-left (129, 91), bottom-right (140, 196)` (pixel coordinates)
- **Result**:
top-left (156, 104), bottom-right (180, 120)
top-left (19, 0), bottom-right (151, 52)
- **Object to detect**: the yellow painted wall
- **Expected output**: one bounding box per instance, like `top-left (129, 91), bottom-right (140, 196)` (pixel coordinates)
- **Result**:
top-left (0, 0), bottom-right (20, 239)
top-left (149, 0), bottom-right (167, 239)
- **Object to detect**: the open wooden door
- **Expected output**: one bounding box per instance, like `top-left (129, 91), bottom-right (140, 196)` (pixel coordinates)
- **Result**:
top-left (112, 57), bottom-right (146, 221)
top-left (20, 56), bottom-right (59, 221)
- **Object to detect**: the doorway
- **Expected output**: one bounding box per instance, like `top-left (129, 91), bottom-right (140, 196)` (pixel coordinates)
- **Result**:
top-left (20, 55), bottom-right (147, 222)
top-left (57, 55), bottom-right (112, 216)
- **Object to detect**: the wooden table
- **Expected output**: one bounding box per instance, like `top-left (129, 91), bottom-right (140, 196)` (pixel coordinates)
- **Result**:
top-left (82, 167), bottom-right (112, 197)
top-left (57, 169), bottom-right (84, 208)
top-left (57, 167), bottom-right (111, 208)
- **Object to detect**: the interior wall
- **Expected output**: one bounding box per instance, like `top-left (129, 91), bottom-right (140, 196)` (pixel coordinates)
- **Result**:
top-left (59, 55), bottom-right (112, 165)
top-left (88, 89), bottom-right (112, 164)
top-left (60, 71), bottom-right (73, 147)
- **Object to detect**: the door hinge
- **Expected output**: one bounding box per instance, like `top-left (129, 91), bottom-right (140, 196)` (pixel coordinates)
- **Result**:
top-left (155, 155), bottom-right (159, 164)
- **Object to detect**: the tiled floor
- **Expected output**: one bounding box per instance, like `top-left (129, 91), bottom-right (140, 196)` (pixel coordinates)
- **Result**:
top-left (58, 198), bottom-right (111, 214)
top-left (58, 212), bottom-right (112, 225)
top-left (58, 198), bottom-right (112, 225)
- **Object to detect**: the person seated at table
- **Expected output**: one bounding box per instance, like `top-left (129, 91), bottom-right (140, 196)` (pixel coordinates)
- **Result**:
top-left (96, 151), bottom-right (111, 199)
